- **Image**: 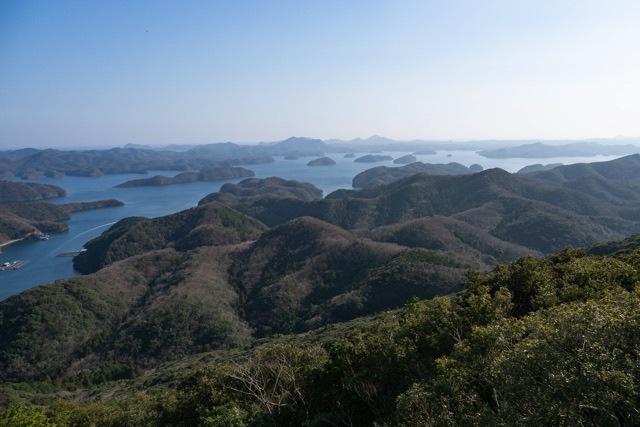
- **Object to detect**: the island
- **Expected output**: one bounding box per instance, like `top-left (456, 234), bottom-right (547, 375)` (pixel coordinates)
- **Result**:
top-left (354, 154), bottom-right (393, 163)
top-left (307, 157), bottom-right (336, 166)
top-left (61, 199), bottom-right (124, 212)
top-left (352, 162), bottom-right (476, 188)
top-left (393, 154), bottom-right (417, 164)
top-left (517, 163), bottom-right (563, 174)
top-left (228, 156), bottom-right (275, 165)
top-left (478, 141), bottom-right (640, 158)
top-left (0, 182), bottom-right (67, 203)
top-left (115, 167), bottom-right (255, 188)
top-left (0, 199), bottom-right (125, 246)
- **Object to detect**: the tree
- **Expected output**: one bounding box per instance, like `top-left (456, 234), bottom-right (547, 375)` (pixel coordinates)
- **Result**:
top-left (224, 343), bottom-right (328, 426)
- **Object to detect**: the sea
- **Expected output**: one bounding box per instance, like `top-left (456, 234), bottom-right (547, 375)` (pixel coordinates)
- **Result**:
top-left (0, 150), bottom-right (626, 300)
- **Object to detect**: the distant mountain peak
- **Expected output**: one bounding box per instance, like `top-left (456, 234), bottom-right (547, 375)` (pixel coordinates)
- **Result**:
top-left (365, 135), bottom-right (394, 143)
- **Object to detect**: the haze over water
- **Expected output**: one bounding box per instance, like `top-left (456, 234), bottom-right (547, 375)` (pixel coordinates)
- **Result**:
top-left (0, 150), bottom-right (626, 300)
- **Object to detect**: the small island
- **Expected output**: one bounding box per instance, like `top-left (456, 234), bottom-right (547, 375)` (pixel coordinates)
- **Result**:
top-left (61, 199), bottom-right (124, 212)
top-left (307, 157), bottom-right (336, 166)
top-left (344, 153), bottom-right (356, 158)
top-left (517, 163), bottom-right (563, 174)
top-left (354, 154), bottom-right (393, 163)
top-left (469, 163), bottom-right (484, 173)
top-left (393, 154), bottom-right (417, 164)
top-left (228, 156), bottom-right (275, 165)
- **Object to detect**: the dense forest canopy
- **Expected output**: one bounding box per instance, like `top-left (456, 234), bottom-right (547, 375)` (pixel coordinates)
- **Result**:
top-left (2, 247), bottom-right (640, 425)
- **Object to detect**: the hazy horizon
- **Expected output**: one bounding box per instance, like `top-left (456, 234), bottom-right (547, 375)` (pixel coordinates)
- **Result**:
top-left (4, 134), bottom-right (640, 152)
top-left (2, 1), bottom-right (640, 148)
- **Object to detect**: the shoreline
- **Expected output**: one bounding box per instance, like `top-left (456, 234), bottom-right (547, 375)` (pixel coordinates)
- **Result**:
top-left (0, 238), bottom-right (24, 250)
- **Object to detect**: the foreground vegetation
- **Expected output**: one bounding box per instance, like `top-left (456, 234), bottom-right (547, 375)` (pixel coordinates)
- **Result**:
top-left (2, 246), bottom-right (640, 426)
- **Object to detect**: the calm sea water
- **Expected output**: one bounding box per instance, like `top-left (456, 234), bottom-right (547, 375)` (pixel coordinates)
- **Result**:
top-left (0, 150), bottom-right (624, 300)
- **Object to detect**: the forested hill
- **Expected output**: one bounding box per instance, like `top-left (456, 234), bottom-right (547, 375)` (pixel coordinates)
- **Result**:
top-left (0, 181), bottom-right (66, 203)
top-left (351, 161), bottom-right (480, 188)
top-left (114, 167), bottom-right (254, 187)
top-left (3, 240), bottom-right (640, 425)
top-left (1, 204), bottom-right (469, 384)
top-left (0, 200), bottom-right (123, 246)
top-left (199, 156), bottom-right (640, 253)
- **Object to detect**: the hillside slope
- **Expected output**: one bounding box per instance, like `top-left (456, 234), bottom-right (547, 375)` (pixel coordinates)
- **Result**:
top-left (1, 207), bottom-right (469, 381)
top-left (0, 182), bottom-right (66, 203)
top-left (73, 201), bottom-right (267, 274)
top-left (200, 163), bottom-right (640, 253)
top-left (5, 242), bottom-right (640, 426)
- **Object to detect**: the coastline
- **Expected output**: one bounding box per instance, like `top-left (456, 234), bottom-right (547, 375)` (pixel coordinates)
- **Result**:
top-left (0, 238), bottom-right (24, 251)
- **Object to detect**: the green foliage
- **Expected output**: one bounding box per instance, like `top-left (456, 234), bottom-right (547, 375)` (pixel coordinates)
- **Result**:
top-left (0, 202), bottom-right (71, 242)
top-left (74, 203), bottom-right (266, 274)
top-left (0, 182), bottom-right (66, 204)
top-left (60, 199), bottom-right (124, 213)
top-left (234, 218), bottom-right (465, 336)
top-left (202, 167), bottom-right (640, 257)
top-left (0, 404), bottom-right (60, 427)
top-left (0, 202), bottom-right (69, 222)
top-left (0, 214), bottom-right (37, 241)
top-left (165, 344), bottom-right (328, 426)
top-left (396, 290), bottom-right (640, 426)
top-left (465, 249), bottom-right (640, 317)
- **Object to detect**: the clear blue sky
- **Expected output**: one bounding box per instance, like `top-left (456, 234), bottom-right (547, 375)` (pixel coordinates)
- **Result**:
top-left (1, 0), bottom-right (639, 147)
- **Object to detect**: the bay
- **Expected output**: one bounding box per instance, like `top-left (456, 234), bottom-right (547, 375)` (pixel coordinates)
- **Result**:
top-left (0, 150), bottom-right (625, 300)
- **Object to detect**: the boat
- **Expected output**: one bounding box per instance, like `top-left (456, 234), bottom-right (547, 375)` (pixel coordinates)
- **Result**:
top-left (39, 233), bottom-right (50, 240)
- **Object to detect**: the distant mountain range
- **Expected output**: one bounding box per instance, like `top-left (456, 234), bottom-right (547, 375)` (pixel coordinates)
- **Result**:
top-left (479, 141), bottom-right (640, 158)
top-left (3, 137), bottom-right (639, 180)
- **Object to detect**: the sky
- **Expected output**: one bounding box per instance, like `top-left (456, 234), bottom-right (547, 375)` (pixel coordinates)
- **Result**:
top-left (1, 0), bottom-right (640, 148)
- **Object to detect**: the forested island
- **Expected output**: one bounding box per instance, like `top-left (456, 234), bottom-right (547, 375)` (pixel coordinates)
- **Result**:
top-left (0, 182), bottom-right (124, 246)
top-left (352, 161), bottom-right (481, 188)
top-left (306, 157), bottom-right (335, 166)
top-left (115, 167), bottom-right (254, 187)
top-left (0, 199), bottom-right (124, 246)
top-left (354, 154), bottom-right (394, 163)
top-left (0, 182), bottom-right (66, 203)
top-left (393, 154), bottom-right (417, 164)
